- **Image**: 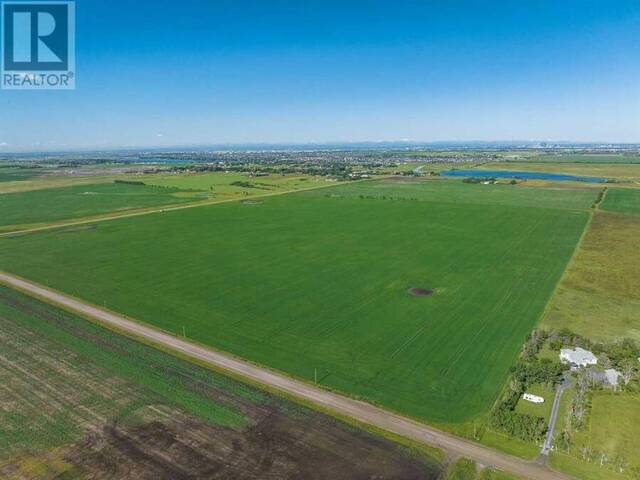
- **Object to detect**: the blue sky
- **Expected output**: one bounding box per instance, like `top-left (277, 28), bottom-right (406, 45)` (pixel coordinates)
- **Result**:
top-left (1, 0), bottom-right (639, 151)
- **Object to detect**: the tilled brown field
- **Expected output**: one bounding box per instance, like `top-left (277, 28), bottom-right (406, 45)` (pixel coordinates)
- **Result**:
top-left (0, 285), bottom-right (441, 480)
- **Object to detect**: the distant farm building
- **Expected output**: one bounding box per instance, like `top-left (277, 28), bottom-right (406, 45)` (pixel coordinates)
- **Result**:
top-left (522, 393), bottom-right (545, 404)
top-left (604, 368), bottom-right (622, 387)
top-left (560, 347), bottom-right (598, 367)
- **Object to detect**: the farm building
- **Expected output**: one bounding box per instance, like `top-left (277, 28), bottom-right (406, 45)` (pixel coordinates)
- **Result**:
top-left (560, 347), bottom-right (598, 367)
top-left (605, 369), bottom-right (622, 387)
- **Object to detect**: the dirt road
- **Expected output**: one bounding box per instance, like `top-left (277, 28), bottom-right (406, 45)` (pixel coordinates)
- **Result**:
top-left (0, 271), bottom-right (572, 480)
top-left (540, 375), bottom-right (572, 460)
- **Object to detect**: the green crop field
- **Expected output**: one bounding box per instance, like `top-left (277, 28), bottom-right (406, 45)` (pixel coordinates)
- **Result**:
top-left (0, 182), bottom-right (197, 229)
top-left (0, 179), bottom-right (593, 423)
top-left (0, 174), bottom-right (123, 194)
top-left (0, 173), bottom-right (333, 230)
top-left (515, 154), bottom-right (640, 164)
top-left (0, 284), bottom-right (439, 479)
top-left (324, 177), bottom-right (597, 210)
top-left (0, 285), bottom-right (255, 460)
top-left (601, 188), bottom-right (640, 214)
top-left (144, 171), bottom-right (330, 195)
top-left (541, 211), bottom-right (640, 342)
top-left (0, 283), bottom-right (254, 464)
top-left (0, 166), bottom-right (41, 182)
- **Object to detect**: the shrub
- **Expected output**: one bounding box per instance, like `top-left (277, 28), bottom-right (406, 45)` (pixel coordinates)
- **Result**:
top-left (114, 179), bottom-right (145, 186)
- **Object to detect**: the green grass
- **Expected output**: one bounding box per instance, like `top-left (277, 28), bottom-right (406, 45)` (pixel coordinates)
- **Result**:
top-left (571, 393), bottom-right (640, 472)
top-left (145, 171), bottom-right (328, 197)
top-left (0, 182), bottom-right (196, 228)
top-left (515, 384), bottom-right (553, 421)
top-left (541, 212), bottom-right (640, 342)
top-left (550, 392), bottom-right (640, 480)
top-left (550, 452), bottom-right (630, 480)
top-left (475, 428), bottom-right (540, 460)
top-left (445, 459), bottom-right (523, 480)
top-left (0, 179), bottom-right (592, 424)
top-left (537, 344), bottom-right (560, 361)
top-left (553, 387), bottom-right (575, 447)
top-left (601, 188), bottom-right (640, 214)
top-left (550, 380), bottom-right (640, 480)
top-left (478, 468), bottom-right (522, 480)
top-left (446, 458), bottom-right (478, 480)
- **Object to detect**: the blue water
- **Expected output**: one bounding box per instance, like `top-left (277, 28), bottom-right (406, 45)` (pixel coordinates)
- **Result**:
top-left (440, 169), bottom-right (608, 183)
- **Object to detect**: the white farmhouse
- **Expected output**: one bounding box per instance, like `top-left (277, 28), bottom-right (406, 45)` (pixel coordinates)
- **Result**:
top-left (560, 347), bottom-right (598, 367)
top-left (522, 393), bottom-right (545, 404)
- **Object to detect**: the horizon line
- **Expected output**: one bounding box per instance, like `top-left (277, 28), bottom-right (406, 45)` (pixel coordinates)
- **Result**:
top-left (2, 139), bottom-right (640, 156)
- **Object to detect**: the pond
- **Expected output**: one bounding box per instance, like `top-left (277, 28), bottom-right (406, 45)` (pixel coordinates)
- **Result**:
top-left (440, 169), bottom-right (608, 183)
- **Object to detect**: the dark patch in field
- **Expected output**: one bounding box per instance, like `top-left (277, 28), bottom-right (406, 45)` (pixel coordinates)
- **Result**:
top-left (408, 288), bottom-right (434, 297)
top-left (60, 405), bottom-right (438, 480)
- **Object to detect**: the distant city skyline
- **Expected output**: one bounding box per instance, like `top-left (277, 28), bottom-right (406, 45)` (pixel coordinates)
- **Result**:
top-left (1, 0), bottom-right (639, 152)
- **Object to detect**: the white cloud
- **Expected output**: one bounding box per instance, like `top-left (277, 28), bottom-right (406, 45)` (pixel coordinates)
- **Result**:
top-left (0, 142), bottom-right (9, 147)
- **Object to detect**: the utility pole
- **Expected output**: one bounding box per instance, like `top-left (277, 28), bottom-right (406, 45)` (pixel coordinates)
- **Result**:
top-left (314, 368), bottom-right (317, 384)
top-left (182, 326), bottom-right (186, 338)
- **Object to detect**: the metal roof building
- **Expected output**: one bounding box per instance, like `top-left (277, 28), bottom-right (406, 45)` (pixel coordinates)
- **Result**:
top-left (604, 369), bottom-right (622, 387)
top-left (560, 347), bottom-right (598, 367)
